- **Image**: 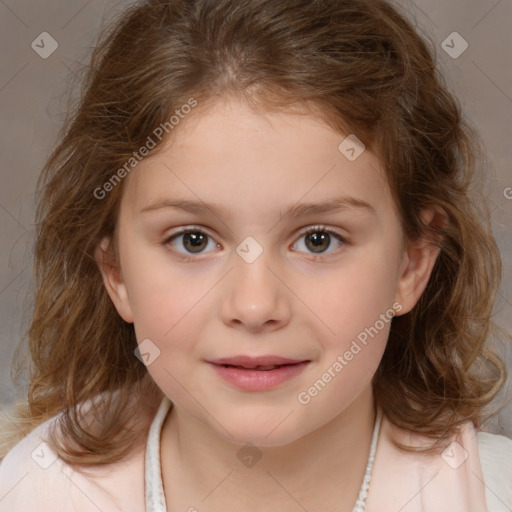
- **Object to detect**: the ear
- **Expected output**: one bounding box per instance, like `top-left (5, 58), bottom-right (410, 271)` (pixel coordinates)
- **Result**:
top-left (95, 236), bottom-right (134, 323)
top-left (394, 207), bottom-right (448, 316)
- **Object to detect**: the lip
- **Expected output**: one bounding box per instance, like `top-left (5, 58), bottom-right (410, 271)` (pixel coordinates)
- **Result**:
top-left (206, 356), bottom-right (310, 391)
top-left (207, 355), bottom-right (307, 368)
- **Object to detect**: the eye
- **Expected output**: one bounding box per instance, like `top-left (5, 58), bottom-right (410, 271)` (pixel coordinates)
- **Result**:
top-left (163, 224), bottom-right (347, 261)
top-left (292, 225), bottom-right (346, 257)
top-left (164, 227), bottom-right (220, 260)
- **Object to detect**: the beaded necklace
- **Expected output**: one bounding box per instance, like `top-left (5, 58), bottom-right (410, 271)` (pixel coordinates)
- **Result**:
top-left (145, 397), bottom-right (382, 512)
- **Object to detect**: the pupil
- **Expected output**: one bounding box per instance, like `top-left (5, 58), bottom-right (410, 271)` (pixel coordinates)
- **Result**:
top-left (184, 232), bottom-right (207, 252)
top-left (306, 232), bottom-right (330, 253)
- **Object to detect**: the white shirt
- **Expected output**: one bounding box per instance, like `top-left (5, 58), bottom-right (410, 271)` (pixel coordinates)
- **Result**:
top-left (1, 395), bottom-right (511, 511)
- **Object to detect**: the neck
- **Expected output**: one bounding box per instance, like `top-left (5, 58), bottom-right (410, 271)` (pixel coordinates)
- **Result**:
top-left (160, 385), bottom-right (377, 512)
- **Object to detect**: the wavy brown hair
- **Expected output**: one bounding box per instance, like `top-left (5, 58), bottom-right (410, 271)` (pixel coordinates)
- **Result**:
top-left (1, 0), bottom-right (508, 465)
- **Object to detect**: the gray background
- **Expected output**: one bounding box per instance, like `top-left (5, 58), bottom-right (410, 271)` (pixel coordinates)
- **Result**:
top-left (0, 0), bottom-right (511, 435)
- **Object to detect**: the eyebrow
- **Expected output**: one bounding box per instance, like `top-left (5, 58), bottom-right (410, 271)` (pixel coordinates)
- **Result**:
top-left (140, 196), bottom-right (376, 219)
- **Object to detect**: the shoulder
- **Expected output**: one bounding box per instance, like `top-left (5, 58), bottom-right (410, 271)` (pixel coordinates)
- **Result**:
top-left (0, 401), bottom-right (148, 512)
top-left (476, 429), bottom-right (512, 511)
top-left (0, 413), bottom-right (82, 511)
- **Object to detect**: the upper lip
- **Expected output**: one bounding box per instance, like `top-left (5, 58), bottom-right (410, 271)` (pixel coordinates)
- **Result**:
top-left (207, 355), bottom-right (308, 368)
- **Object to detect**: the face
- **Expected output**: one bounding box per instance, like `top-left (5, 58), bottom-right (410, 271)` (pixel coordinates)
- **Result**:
top-left (97, 96), bottom-right (439, 446)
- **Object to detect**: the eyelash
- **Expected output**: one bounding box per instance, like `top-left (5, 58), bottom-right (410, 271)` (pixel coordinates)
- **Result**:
top-left (163, 225), bottom-right (348, 262)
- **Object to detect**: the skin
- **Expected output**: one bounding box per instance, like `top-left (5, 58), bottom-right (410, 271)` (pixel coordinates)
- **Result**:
top-left (96, 96), bottom-right (444, 511)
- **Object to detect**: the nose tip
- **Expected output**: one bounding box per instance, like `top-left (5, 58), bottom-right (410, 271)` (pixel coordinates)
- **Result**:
top-left (220, 254), bottom-right (290, 332)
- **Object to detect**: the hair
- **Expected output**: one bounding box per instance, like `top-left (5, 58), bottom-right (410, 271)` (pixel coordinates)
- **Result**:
top-left (1, 0), bottom-right (508, 465)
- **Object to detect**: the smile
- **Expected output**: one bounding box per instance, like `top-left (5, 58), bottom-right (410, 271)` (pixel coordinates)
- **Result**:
top-left (207, 361), bottom-right (310, 391)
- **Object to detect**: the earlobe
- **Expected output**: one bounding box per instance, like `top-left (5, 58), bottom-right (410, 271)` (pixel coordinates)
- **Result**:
top-left (394, 207), bottom-right (448, 316)
top-left (95, 236), bottom-right (134, 323)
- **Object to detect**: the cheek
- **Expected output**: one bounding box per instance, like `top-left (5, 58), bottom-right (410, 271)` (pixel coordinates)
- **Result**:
top-left (310, 244), bottom-right (401, 345)
top-left (120, 238), bottom-right (208, 339)
top-left (297, 244), bottom-right (399, 405)
top-left (297, 270), bottom-right (394, 414)
top-left (123, 249), bottom-right (211, 403)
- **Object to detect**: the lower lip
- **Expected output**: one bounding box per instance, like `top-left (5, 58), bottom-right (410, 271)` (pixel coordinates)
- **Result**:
top-left (208, 361), bottom-right (310, 391)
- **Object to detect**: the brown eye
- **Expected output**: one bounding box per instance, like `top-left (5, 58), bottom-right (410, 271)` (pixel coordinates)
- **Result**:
top-left (305, 231), bottom-right (332, 253)
top-left (293, 226), bottom-right (346, 256)
top-left (181, 231), bottom-right (208, 253)
top-left (165, 229), bottom-right (219, 257)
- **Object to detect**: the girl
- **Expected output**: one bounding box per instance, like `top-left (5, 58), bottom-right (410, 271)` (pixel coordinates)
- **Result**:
top-left (0, 0), bottom-right (511, 510)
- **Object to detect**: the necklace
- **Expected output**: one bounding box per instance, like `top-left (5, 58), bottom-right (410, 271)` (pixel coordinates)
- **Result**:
top-left (145, 397), bottom-right (382, 512)
top-left (352, 404), bottom-right (382, 511)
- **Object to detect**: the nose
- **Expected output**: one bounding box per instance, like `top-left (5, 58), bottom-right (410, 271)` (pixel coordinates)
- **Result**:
top-left (220, 249), bottom-right (291, 333)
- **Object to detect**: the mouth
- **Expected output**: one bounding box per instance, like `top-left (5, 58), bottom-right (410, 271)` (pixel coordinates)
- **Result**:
top-left (207, 359), bottom-right (311, 391)
top-left (217, 363), bottom-right (301, 370)
top-left (207, 355), bottom-right (309, 368)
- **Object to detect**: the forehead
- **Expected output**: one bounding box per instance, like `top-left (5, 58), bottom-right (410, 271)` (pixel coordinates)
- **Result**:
top-left (121, 97), bottom-right (393, 221)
